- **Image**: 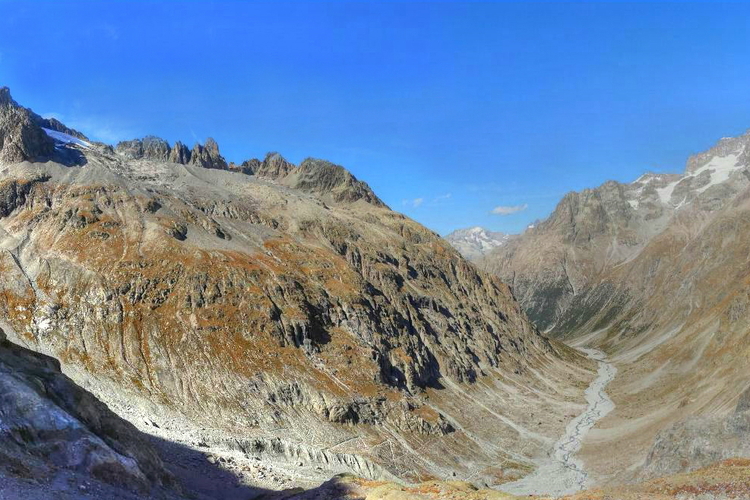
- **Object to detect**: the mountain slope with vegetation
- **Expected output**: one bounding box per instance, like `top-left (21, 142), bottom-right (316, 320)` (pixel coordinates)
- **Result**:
top-left (0, 87), bottom-right (595, 491)
top-left (482, 130), bottom-right (750, 484)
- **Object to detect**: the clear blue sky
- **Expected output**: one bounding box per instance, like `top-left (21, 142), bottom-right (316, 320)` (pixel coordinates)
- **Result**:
top-left (2, 1), bottom-right (749, 235)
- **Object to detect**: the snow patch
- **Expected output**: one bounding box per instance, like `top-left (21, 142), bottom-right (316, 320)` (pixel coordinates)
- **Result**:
top-left (42, 128), bottom-right (92, 149)
top-left (652, 152), bottom-right (743, 206)
top-left (693, 153), bottom-right (742, 194)
top-left (656, 180), bottom-right (679, 205)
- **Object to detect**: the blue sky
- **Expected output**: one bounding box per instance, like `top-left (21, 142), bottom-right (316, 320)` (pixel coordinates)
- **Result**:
top-left (2, 1), bottom-right (750, 235)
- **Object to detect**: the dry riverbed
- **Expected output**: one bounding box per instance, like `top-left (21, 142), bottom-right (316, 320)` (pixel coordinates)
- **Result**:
top-left (499, 348), bottom-right (617, 498)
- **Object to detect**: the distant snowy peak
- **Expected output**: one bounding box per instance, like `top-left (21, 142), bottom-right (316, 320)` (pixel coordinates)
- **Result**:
top-left (624, 133), bottom-right (750, 212)
top-left (445, 226), bottom-right (511, 261)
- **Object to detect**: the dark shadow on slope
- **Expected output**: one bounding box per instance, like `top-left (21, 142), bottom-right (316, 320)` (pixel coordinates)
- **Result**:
top-left (51, 144), bottom-right (88, 167)
top-left (146, 434), bottom-right (280, 500)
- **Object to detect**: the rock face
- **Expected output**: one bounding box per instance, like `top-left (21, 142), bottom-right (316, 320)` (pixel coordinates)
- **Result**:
top-left (115, 139), bottom-right (146, 159)
top-left (117, 136), bottom-right (228, 166)
top-left (0, 329), bottom-right (174, 496)
top-left (189, 137), bottom-right (228, 170)
top-left (0, 90), bottom-right (593, 486)
top-left (482, 129), bottom-right (750, 482)
top-left (256, 152), bottom-right (295, 178)
top-left (0, 87), bottom-right (55, 163)
top-left (115, 136), bottom-right (173, 162)
top-left (641, 386), bottom-right (750, 479)
top-left (230, 158), bottom-right (260, 175)
top-left (169, 140), bottom-right (191, 164)
top-left (142, 136), bottom-right (171, 161)
top-left (282, 158), bottom-right (386, 207)
top-left (445, 227), bottom-right (511, 262)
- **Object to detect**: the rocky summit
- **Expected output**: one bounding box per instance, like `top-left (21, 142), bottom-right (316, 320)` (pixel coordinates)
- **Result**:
top-left (0, 87), bottom-right (595, 498)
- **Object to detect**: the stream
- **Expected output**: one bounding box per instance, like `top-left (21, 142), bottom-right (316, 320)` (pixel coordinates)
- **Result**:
top-left (499, 348), bottom-right (617, 498)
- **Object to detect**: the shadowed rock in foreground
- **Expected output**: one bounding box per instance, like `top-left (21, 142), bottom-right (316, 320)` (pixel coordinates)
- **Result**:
top-left (0, 328), bottom-right (177, 497)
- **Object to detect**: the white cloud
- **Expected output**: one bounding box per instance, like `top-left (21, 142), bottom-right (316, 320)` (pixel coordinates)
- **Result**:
top-left (491, 203), bottom-right (528, 216)
top-left (402, 194), bottom-right (449, 209)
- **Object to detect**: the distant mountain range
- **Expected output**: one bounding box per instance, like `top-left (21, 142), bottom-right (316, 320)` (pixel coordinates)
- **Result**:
top-left (444, 226), bottom-right (511, 261)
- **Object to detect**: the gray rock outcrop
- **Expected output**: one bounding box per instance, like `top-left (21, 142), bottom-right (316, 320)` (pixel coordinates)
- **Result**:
top-left (115, 136), bottom-right (172, 161)
top-left (169, 140), bottom-right (191, 164)
top-left (284, 158), bottom-right (386, 207)
top-left (641, 386), bottom-right (750, 479)
top-left (0, 329), bottom-right (175, 495)
top-left (230, 158), bottom-right (261, 175)
top-left (0, 87), bottom-right (55, 163)
top-left (256, 152), bottom-right (295, 178)
top-left (190, 137), bottom-right (228, 170)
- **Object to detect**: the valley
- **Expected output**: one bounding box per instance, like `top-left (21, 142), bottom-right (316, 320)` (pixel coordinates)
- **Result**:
top-left (477, 128), bottom-right (750, 492)
top-left (0, 83), bottom-right (749, 500)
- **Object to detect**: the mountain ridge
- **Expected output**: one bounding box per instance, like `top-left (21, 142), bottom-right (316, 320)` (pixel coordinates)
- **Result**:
top-left (0, 87), bottom-right (595, 490)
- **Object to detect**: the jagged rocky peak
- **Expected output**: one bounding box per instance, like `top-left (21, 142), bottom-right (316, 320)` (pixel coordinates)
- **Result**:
top-left (115, 136), bottom-right (172, 161)
top-left (169, 140), bottom-right (191, 164)
top-left (0, 87), bottom-right (55, 163)
top-left (256, 151), bottom-right (295, 178)
top-left (189, 137), bottom-right (228, 170)
top-left (115, 139), bottom-right (145, 159)
top-left (286, 157), bottom-right (386, 206)
top-left (142, 136), bottom-right (171, 161)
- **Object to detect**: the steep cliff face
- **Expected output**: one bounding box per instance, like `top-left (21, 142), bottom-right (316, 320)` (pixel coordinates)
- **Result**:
top-left (0, 88), bottom-right (593, 486)
top-left (0, 87), bottom-right (55, 163)
top-left (482, 130), bottom-right (750, 483)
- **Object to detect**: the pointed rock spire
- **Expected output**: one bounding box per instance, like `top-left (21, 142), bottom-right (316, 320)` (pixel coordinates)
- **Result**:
top-left (169, 141), bottom-right (191, 164)
top-left (189, 137), bottom-right (228, 170)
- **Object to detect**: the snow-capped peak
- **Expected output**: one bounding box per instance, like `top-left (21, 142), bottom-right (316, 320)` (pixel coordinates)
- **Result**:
top-left (445, 226), bottom-right (511, 261)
